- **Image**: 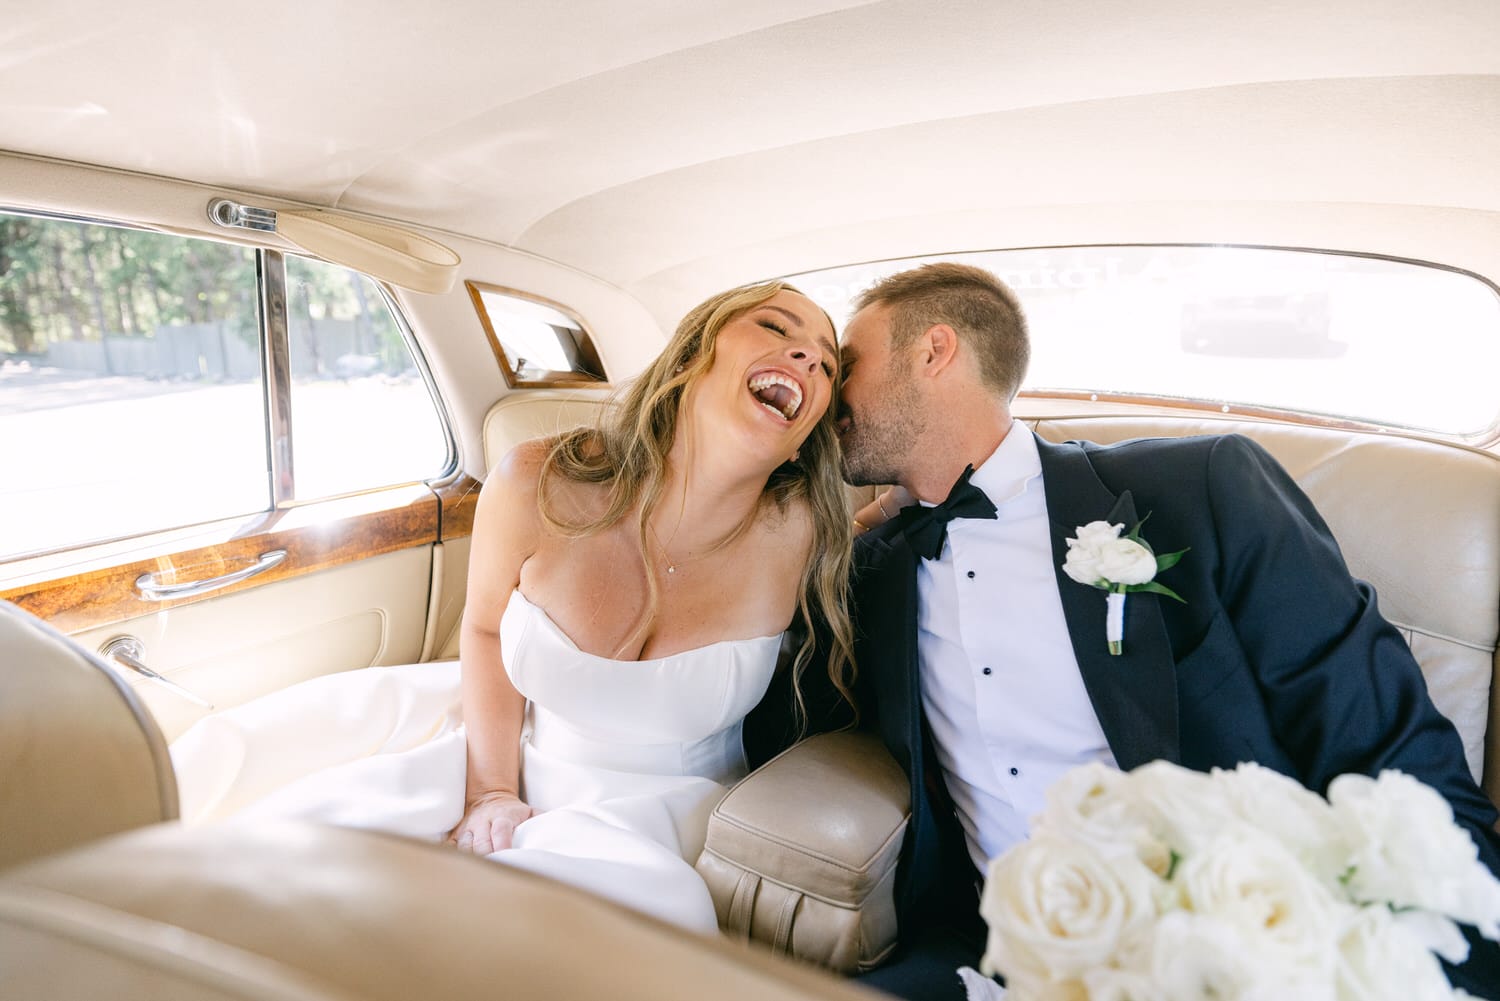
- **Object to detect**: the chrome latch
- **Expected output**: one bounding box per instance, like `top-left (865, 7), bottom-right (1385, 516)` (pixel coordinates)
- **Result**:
top-left (207, 198), bottom-right (278, 233)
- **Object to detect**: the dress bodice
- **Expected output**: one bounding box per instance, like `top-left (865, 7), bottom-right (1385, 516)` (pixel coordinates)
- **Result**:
top-left (499, 590), bottom-right (782, 785)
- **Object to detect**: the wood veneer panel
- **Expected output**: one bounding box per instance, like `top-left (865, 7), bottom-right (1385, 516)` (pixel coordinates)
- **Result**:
top-left (0, 485), bottom-right (440, 634)
top-left (435, 474), bottom-right (481, 541)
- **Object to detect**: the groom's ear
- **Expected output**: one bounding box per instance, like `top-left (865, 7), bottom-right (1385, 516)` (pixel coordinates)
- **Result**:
top-left (918, 323), bottom-right (960, 378)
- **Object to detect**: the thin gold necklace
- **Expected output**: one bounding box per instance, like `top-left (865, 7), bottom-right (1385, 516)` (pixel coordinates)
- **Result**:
top-left (646, 511), bottom-right (749, 575)
top-left (647, 518), bottom-right (687, 574)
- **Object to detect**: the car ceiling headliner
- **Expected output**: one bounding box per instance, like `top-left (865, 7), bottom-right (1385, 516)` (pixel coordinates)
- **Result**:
top-left (2, 0), bottom-right (1498, 320)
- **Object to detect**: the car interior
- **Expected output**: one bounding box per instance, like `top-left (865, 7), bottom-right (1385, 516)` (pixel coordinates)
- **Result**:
top-left (2, 2), bottom-right (1498, 997)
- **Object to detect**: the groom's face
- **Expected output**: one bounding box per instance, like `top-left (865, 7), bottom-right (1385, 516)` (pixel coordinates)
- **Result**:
top-left (837, 303), bottom-right (927, 487)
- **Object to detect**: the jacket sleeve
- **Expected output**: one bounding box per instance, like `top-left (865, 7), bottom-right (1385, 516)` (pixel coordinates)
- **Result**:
top-left (1202, 434), bottom-right (1500, 993)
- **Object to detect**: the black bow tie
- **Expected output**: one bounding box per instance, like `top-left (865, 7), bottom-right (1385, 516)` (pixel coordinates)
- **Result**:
top-left (896, 465), bottom-right (998, 560)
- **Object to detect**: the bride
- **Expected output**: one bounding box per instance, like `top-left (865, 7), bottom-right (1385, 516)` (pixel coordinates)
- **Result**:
top-left (169, 281), bottom-right (856, 932)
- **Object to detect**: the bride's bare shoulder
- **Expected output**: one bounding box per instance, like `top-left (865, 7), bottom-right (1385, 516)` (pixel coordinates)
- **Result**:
top-left (481, 437), bottom-right (551, 503)
top-left (484, 433), bottom-right (613, 528)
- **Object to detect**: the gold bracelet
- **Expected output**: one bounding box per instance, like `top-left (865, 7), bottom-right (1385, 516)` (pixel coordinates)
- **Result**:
top-left (876, 492), bottom-right (894, 520)
top-left (853, 518), bottom-right (870, 532)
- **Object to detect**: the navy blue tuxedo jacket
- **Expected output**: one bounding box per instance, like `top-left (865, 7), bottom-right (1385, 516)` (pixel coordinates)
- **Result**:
top-left (746, 432), bottom-right (1500, 992)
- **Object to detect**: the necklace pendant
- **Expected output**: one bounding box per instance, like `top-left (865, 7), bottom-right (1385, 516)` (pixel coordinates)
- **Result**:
top-left (666, 564), bottom-right (676, 574)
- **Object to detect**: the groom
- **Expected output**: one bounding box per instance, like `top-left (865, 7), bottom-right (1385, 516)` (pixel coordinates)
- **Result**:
top-left (751, 262), bottom-right (1500, 999)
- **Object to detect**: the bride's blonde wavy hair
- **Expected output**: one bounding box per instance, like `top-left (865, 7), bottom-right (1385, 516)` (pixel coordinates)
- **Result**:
top-left (537, 280), bottom-right (855, 726)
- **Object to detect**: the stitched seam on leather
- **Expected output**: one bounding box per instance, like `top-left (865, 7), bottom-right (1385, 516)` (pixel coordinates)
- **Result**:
top-left (1393, 620), bottom-right (1494, 654)
top-left (772, 890), bottom-right (800, 952)
top-left (710, 813), bottom-right (909, 873)
top-left (699, 857), bottom-right (873, 910)
top-left (700, 846), bottom-right (905, 909)
top-left (726, 871), bottom-right (757, 936)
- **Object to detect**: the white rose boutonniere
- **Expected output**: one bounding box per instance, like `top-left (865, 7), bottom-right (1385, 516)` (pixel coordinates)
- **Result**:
top-left (1063, 517), bottom-right (1187, 655)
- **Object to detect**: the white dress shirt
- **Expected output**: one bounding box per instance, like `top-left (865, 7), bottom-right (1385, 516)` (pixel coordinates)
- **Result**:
top-left (916, 427), bottom-right (1118, 874)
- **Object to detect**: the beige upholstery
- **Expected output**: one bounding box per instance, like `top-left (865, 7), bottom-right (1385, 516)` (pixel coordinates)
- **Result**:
top-left (697, 732), bottom-right (909, 974)
top-left (0, 601), bottom-right (178, 872)
top-left (0, 822), bottom-right (878, 1001)
top-left (481, 387), bottom-right (613, 473)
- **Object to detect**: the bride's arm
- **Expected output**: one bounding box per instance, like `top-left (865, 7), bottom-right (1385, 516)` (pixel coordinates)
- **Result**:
top-left (447, 442), bottom-right (547, 854)
top-left (851, 485), bottom-right (912, 534)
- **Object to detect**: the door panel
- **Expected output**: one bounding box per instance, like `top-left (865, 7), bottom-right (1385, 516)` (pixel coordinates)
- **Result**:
top-left (69, 546), bottom-right (434, 741)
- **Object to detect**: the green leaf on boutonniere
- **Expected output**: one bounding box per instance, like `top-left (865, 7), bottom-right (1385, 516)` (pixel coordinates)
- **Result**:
top-left (1131, 579), bottom-right (1186, 603)
top-left (1154, 549), bottom-right (1188, 573)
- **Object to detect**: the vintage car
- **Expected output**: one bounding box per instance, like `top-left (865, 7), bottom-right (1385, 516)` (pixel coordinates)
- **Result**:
top-left (2, 2), bottom-right (1498, 998)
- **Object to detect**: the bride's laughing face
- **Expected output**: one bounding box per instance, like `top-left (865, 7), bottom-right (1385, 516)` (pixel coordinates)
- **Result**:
top-left (686, 289), bottom-right (838, 465)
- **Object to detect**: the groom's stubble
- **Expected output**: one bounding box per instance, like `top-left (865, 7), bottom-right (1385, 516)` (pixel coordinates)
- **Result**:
top-left (840, 360), bottom-right (927, 489)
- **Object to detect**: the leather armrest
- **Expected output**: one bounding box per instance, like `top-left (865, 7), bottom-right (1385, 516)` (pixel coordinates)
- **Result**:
top-left (697, 731), bottom-right (910, 974)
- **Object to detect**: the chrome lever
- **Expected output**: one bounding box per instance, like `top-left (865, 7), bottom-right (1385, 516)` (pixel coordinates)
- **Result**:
top-left (99, 636), bottom-right (215, 710)
top-left (135, 549), bottom-right (287, 601)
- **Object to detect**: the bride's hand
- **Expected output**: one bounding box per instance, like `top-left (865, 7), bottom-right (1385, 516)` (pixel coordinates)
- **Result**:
top-left (447, 792), bottom-right (534, 854)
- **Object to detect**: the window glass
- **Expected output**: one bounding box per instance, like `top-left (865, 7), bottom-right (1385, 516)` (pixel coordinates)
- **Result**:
top-left (285, 255), bottom-right (450, 499)
top-left (0, 212), bottom-right (265, 560)
top-left (791, 247), bottom-right (1500, 435)
top-left (468, 282), bottom-right (605, 385)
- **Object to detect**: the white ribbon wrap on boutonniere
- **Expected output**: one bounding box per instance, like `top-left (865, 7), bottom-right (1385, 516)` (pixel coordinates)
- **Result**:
top-left (1062, 516), bottom-right (1187, 655)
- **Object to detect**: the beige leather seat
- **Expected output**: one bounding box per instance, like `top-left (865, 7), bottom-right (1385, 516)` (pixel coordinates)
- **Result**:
top-left (0, 822), bottom-right (876, 1001)
top-left (0, 601), bottom-right (178, 871)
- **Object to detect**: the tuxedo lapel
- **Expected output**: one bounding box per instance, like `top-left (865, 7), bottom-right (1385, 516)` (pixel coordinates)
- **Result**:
top-left (1036, 436), bottom-right (1180, 769)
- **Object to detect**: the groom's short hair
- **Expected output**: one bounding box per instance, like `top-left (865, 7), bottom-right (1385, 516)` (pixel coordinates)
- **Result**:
top-left (853, 262), bottom-right (1030, 401)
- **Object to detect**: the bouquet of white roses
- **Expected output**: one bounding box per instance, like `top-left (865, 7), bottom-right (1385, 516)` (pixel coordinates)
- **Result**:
top-left (978, 761), bottom-right (1500, 1000)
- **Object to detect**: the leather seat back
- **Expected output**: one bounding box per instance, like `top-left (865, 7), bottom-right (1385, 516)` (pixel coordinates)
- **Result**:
top-left (0, 822), bottom-right (873, 1001)
top-left (0, 601), bottom-right (178, 871)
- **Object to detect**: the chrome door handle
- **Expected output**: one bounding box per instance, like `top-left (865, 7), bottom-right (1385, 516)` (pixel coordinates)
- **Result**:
top-left (135, 549), bottom-right (287, 601)
top-left (99, 636), bottom-right (214, 709)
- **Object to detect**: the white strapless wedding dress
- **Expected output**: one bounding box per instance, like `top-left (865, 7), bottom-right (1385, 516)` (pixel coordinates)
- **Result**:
top-left (169, 589), bottom-right (782, 932)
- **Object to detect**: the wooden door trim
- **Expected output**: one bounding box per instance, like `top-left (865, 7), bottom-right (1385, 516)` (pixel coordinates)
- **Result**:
top-left (1, 483), bottom-right (447, 634)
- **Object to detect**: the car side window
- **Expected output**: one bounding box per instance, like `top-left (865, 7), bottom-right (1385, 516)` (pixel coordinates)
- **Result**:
top-left (285, 255), bottom-right (450, 500)
top-left (0, 211), bottom-right (451, 563)
top-left (0, 212), bottom-right (267, 559)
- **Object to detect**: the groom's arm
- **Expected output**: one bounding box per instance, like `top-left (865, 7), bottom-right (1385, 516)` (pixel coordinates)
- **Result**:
top-left (1199, 434), bottom-right (1500, 993)
top-left (1201, 435), bottom-right (1499, 847)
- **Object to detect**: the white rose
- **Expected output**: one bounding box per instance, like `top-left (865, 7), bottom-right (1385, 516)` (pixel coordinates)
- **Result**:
top-left (1062, 544), bottom-right (1104, 586)
top-left (1062, 522), bottom-right (1124, 586)
top-left (1081, 965), bottom-right (1163, 1001)
top-left (1147, 911), bottom-right (1264, 1001)
top-left (1123, 761), bottom-right (1239, 857)
top-left (1328, 771), bottom-right (1500, 937)
top-left (1214, 762), bottom-right (1348, 885)
top-left (1074, 520), bottom-right (1125, 547)
top-left (1336, 905), bottom-right (1460, 1001)
top-left (1174, 826), bottom-right (1344, 985)
top-left (1095, 537), bottom-right (1159, 585)
top-left (1035, 763), bottom-right (1172, 876)
top-left (979, 831), bottom-right (1158, 991)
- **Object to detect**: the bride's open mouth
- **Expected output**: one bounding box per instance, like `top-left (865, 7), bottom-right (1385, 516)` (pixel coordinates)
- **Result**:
top-left (748, 370), bottom-right (804, 422)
